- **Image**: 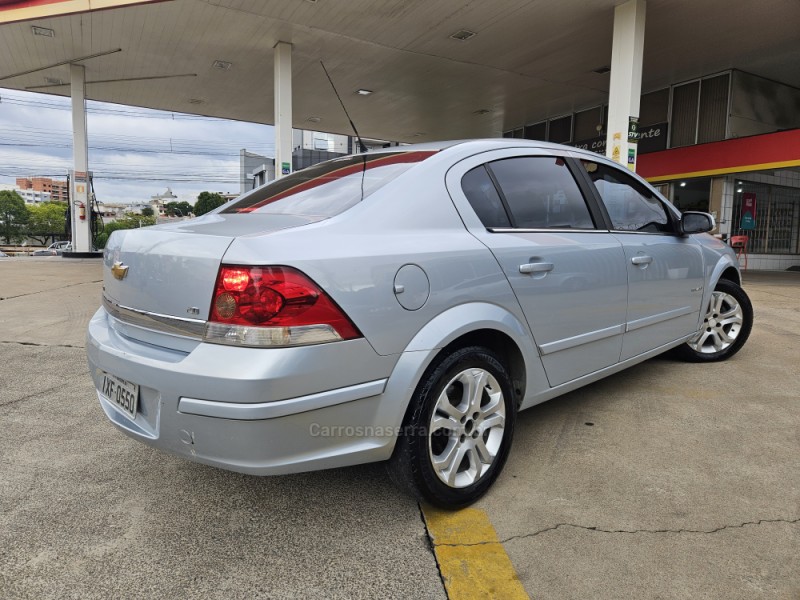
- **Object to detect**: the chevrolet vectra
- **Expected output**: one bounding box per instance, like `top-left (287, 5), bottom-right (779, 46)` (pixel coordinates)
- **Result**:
top-left (87, 140), bottom-right (752, 507)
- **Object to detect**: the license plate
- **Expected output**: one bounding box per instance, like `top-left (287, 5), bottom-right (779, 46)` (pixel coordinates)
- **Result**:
top-left (101, 372), bottom-right (139, 419)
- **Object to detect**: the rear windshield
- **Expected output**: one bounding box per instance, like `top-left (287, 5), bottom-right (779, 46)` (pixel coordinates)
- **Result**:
top-left (223, 150), bottom-right (437, 217)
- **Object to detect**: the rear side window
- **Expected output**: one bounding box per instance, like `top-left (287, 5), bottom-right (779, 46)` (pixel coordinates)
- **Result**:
top-left (487, 157), bottom-right (595, 229)
top-left (223, 151), bottom-right (437, 217)
top-left (582, 161), bottom-right (672, 233)
top-left (461, 165), bottom-right (511, 228)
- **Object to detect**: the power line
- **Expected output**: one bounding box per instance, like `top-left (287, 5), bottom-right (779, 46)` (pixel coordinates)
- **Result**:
top-left (0, 94), bottom-right (236, 122)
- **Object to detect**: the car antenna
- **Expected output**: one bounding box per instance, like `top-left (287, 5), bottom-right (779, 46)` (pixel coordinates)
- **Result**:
top-left (320, 61), bottom-right (368, 154)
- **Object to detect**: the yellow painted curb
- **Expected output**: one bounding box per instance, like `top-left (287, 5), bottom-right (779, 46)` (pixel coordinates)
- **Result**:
top-left (422, 505), bottom-right (530, 600)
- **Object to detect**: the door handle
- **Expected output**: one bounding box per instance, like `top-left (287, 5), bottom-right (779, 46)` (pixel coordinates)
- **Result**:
top-left (519, 262), bottom-right (554, 274)
top-left (630, 255), bottom-right (653, 265)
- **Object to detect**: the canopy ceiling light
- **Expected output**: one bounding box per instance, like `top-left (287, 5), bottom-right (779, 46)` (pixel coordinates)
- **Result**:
top-left (449, 29), bottom-right (476, 41)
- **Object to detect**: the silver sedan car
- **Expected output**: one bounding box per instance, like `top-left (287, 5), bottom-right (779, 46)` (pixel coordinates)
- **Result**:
top-left (87, 140), bottom-right (752, 508)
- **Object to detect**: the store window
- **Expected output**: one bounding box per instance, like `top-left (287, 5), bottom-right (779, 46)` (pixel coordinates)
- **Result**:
top-left (670, 81), bottom-right (700, 148)
top-left (672, 179), bottom-right (711, 212)
top-left (732, 181), bottom-right (800, 254)
top-left (547, 116), bottom-right (573, 144)
top-left (573, 106), bottom-right (604, 142)
top-left (524, 122), bottom-right (547, 141)
top-left (670, 74), bottom-right (730, 148)
top-left (639, 89), bottom-right (669, 126)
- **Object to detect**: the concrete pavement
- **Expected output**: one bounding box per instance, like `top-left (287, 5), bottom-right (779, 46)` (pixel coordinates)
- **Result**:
top-left (474, 270), bottom-right (800, 598)
top-left (0, 258), bottom-right (445, 600)
top-left (1, 258), bottom-right (798, 599)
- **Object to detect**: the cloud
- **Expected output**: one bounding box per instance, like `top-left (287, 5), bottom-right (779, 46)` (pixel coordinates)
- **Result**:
top-left (0, 88), bottom-right (275, 204)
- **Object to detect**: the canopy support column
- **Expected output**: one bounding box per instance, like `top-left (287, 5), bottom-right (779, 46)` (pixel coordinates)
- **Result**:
top-left (605, 0), bottom-right (646, 171)
top-left (274, 42), bottom-right (293, 180)
top-left (70, 63), bottom-right (92, 252)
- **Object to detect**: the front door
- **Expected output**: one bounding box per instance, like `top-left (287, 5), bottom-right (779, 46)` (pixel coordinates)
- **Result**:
top-left (578, 160), bottom-right (705, 360)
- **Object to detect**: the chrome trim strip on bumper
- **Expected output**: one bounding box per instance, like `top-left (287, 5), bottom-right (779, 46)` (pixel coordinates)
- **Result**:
top-left (178, 379), bottom-right (388, 420)
top-left (103, 295), bottom-right (348, 348)
top-left (103, 294), bottom-right (206, 339)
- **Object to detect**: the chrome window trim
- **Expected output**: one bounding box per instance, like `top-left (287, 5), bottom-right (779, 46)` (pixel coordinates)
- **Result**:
top-left (608, 229), bottom-right (680, 236)
top-left (488, 225), bottom-right (682, 235)
top-left (103, 294), bottom-right (206, 339)
top-left (487, 227), bottom-right (610, 234)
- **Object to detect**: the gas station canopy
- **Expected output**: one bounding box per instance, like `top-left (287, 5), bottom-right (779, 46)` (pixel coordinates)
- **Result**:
top-left (2, 0), bottom-right (800, 143)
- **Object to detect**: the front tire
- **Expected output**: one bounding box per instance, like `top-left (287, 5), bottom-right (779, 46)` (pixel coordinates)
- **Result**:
top-left (674, 279), bottom-right (753, 362)
top-left (387, 346), bottom-right (516, 509)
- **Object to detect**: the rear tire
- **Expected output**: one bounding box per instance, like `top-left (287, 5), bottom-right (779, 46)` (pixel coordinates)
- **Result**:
top-left (673, 279), bottom-right (753, 362)
top-left (387, 346), bottom-right (516, 509)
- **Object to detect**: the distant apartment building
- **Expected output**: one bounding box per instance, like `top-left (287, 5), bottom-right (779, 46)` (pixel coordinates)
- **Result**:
top-left (1, 183), bottom-right (51, 204)
top-left (96, 203), bottom-right (129, 222)
top-left (150, 187), bottom-right (178, 216)
top-left (16, 176), bottom-right (69, 202)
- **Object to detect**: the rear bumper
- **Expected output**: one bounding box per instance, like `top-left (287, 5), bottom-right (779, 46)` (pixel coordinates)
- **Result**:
top-left (86, 307), bottom-right (413, 475)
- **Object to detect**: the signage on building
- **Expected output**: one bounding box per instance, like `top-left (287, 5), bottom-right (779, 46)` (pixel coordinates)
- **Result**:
top-left (571, 136), bottom-right (607, 154)
top-left (636, 122), bottom-right (668, 154)
top-left (611, 132), bottom-right (622, 164)
top-left (1, 1), bottom-right (162, 25)
top-left (281, 162), bottom-right (291, 175)
top-left (567, 123), bottom-right (669, 156)
top-left (628, 117), bottom-right (639, 143)
top-left (740, 192), bottom-right (757, 230)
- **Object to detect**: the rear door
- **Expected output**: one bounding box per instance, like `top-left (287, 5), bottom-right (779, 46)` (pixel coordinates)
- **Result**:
top-left (446, 149), bottom-right (628, 387)
top-left (576, 160), bottom-right (705, 360)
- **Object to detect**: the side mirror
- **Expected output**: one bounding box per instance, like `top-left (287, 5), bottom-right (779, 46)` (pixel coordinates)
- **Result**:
top-left (680, 211), bottom-right (715, 235)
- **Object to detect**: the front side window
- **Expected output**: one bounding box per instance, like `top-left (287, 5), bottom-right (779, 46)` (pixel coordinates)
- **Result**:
top-left (582, 161), bottom-right (672, 233)
top-left (223, 151), bottom-right (437, 217)
top-left (487, 156), bottom-right (595, 229)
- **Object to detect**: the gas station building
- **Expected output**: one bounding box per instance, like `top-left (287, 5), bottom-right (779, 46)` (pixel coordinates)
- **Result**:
top-left (1, 0), bottom-right (799, 268)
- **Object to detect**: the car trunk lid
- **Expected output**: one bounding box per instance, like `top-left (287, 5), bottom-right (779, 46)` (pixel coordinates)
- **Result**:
top-left (102, 213), bottom-right (323, 323)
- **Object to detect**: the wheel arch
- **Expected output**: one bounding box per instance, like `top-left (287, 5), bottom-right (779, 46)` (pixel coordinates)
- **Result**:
top-left (434, 329), bottom-right (528, 408)
top-left (717, 265), bottom-right (741, 286)
top-left (700, 256), bottom-right (742, 320)
top-left (383, 303), bottom-right (546, 440)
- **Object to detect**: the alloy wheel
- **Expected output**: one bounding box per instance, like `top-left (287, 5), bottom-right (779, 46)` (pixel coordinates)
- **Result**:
top-left (428, 367), bottom-right (506, 488)
top-left (688, 290), bottom-right (744, 354)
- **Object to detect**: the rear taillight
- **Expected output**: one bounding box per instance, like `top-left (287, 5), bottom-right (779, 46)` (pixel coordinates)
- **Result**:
top-left (204, 265), bottom-right (361, 347)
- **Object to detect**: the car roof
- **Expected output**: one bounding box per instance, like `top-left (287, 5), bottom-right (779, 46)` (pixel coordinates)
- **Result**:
top-left (363, 138), bottom-right (621, 166)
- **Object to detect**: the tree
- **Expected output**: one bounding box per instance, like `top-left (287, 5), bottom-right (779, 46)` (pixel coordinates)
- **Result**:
top-left (25, 202), bottom-right (67, 245)
top-left (194, 191), bottom-right (226, 216)
top-left (0, 190), bottom-right (29, 244)
top-left (165, 201), bottom-right (194, 217)
top-left (140, 206), bottom-right (155, 217)
top-left (94, 213), bottom-right (158, 249)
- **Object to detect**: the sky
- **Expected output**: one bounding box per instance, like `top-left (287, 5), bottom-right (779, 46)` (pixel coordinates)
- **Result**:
top-left (0, 87), bottom-right (275, 206)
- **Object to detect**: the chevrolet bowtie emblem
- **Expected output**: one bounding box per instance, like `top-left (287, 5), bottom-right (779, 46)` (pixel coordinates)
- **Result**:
top-left (111, 262), bottom-right (129, 280)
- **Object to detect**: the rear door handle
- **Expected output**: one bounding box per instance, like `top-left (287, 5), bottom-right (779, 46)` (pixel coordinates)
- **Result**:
top-left (519, 262), bottom-right (554, 274)
top-left (630, 255), bottom-right (653, 265)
